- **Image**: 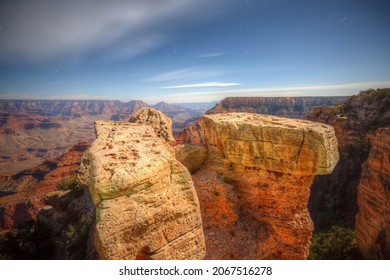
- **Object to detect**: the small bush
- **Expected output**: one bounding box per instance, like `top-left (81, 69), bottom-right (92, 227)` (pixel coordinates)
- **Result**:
top-left (56, 174), bottom-right (78, 190)
top-left (308, 226), bottom-right (361, 259)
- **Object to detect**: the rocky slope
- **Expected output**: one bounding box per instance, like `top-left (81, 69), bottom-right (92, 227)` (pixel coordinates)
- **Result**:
top-left (355, 128), bottom-right (390, 259)
top-left (78, 120), bottom-right (205, 260)
top-left (194, 113), bottom-right (339, 259)
top-left (0, 142), bottom-right (89, 232)
top-left (207, 96), bottom-right (348, 117)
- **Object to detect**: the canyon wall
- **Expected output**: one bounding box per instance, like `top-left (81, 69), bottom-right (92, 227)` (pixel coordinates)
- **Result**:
top-left (194, 113), bottom-right (339, 259)
top-left (307, 89), bottom-right (390, 232)
top-left (306, 89), bottom-right (390, 259)
top-left (355, 128), bottom-right (390, 259)
top-left (78, 120), bottom-right (205, 260)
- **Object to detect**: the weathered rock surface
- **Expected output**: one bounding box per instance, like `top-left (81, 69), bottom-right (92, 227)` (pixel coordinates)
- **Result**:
top-left (202, 113), bottom-right (339, 176)
top-left (129, 107), bottom-right (175, 145)
top-left (174, 144), bottom-right (208, 174)
top-left (78, 120), bottom-right (205, 260)
top-left (196, 113), bottom-right (339, 259)
top-left (355, 128), bottom-right (390, 259)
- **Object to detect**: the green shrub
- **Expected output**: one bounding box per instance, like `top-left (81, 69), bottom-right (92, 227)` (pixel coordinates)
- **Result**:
top-left (56, 174), bottom-right (78, 190)
top-left (308, 226), bottom-right (361, 259)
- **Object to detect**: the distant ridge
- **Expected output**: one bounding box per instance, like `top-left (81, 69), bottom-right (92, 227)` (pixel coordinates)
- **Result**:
top-left (206, 96), bottom-right (349, 118)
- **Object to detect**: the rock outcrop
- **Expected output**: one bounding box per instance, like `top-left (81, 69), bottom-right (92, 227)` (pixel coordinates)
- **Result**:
top-left (195, 113), bottom-right (339, 259)
top-left (355, 128), bottom-right (390, 259)
top-left (78, 120), bottom-right (205, 260)
top-left (129, 107), bottom-right (175, 145)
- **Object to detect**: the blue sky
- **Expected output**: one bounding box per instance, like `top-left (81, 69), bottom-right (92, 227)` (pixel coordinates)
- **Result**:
top-left (0, 0), bottom-right (389, 103)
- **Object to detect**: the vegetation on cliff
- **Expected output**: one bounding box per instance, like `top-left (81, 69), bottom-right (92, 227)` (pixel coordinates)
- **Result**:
top-left (0, 220), bottom-right (54, 259)
top-left (309, 226), bottom-right (361, 260)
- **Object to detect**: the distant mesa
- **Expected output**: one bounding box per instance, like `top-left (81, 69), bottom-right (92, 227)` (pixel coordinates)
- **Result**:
top-left (207, 96), bottom-right (349, 118)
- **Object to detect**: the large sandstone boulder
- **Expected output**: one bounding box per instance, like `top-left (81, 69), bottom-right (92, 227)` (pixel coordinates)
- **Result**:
top-left (196, 113), bottom-right (339, 259)
top-left (202, 113), bottom-right (338, 176)
top-left (78, 120), bottom-right (205, 260)
top-left (129, 107), bottom-right (175, 145)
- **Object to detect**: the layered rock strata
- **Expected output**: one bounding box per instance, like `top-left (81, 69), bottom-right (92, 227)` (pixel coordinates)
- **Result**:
top-left (78, 120), bottom-right (205, 260)
top-left (196, 113), bottom-right (339, 259)
top-left (355, 128), bottom-right (390, 259)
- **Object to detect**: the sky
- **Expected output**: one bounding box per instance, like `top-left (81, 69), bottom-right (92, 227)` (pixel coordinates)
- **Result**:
top-left (0, 0), bottom-right (389, 103)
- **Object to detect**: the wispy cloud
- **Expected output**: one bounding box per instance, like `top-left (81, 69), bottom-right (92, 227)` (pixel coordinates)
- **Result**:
top-left (147, 67), bottom-right (225, 82)
top-left (197, 52), bottom-right (228, 58)
top-left (161, 82), bottom-right (240, 89)
top-left (0, 0), bottom-right (223, 61)
top-left (145, 80), bottom-right (390, 103)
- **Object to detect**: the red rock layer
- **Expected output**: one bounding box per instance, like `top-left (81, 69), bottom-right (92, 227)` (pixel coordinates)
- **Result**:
top-left (355, 128), bottom-right (390, 259)
top-left (193, 166), bottom-right (315, 259)
top-left (0, 142), bottom-right (89, 232)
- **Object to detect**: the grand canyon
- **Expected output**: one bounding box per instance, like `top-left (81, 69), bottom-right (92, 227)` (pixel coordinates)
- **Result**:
top-left (1, 89), bottom-right (389, 260)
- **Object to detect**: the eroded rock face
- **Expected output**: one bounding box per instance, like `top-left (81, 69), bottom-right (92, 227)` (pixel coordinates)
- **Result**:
top-left (197, 113), bottom-right (339, 259)
top-left (79, 120), bottom-right (205, 260)
top-left (129, 107), bottom-right (175, 145)
top-left (355, 128), bottom-right (390, 259)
